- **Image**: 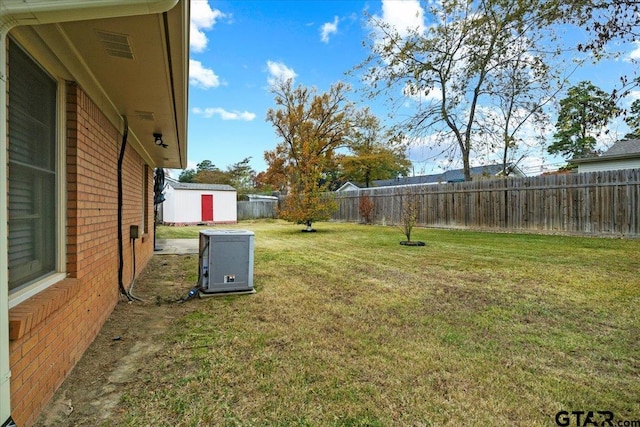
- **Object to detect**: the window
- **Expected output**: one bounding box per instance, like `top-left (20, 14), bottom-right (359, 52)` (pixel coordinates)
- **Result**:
top-left (8, 39), bottom-right (58, 292)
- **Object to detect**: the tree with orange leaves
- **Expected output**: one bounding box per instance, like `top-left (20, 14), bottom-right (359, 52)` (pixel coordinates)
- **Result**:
top-left (265, 79), bottom-right (353, 231)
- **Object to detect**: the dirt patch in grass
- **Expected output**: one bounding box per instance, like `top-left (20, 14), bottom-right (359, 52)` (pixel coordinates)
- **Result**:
top-left (36, 255), bottom-right (197, 427)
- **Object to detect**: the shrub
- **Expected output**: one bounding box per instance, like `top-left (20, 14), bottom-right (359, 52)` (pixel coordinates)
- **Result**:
top-left (399, 189), bottom-right (419, 242)
top-left (359, 195), bottom-right (375, 224)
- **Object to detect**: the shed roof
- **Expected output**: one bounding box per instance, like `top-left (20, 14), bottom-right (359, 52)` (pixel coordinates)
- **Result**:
top-left (167, 179), bottom-right (235, 192)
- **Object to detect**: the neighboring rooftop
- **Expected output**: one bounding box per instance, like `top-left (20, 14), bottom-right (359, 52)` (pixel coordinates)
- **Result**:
top-left (571, 139), bottom-right (640, 165)
top-left (603, 139), bottom-right (640, 157)
top-left (345, 164), bottom-right (523, 190)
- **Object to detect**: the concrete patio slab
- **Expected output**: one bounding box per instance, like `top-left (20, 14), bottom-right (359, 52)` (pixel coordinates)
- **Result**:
top-left (154, 238), bottom-right (199, 255)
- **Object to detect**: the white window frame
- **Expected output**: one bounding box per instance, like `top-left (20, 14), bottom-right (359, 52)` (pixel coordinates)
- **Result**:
top-left (7, 37), bottom-right (67, 309)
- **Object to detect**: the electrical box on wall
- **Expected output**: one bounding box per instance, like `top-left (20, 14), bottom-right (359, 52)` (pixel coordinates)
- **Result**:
top-left (198, 230), bottom-right (254, 294)
top-left (130, 225), bottom-right (140, 239)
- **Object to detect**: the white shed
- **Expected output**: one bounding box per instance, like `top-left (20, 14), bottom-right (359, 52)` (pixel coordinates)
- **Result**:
top-left (161, 178), bottom-right (237, 225)
top-left (573, 139), bottom-right (640, 173)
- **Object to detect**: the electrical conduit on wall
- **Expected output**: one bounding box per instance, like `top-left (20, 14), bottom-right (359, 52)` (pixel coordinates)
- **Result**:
top-left (117, 115), bottom-right (132, 300)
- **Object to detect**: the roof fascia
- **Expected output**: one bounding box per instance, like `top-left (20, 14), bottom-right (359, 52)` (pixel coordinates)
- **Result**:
top-left (1, 0), bottom-right (186, 169)
top-left (1, 0), bottom-right (179, 27)
top-left (571, 153), bottom-right (640, 164)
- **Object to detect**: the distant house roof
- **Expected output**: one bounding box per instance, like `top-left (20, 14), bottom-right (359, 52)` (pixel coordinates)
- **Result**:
top-left (371, 164), bottom-right (524, 188)
top-left (604, 139), bottom-right (640, 156)
top-left (166, 178), bottom-right (235, 192)
top-left (335, 182), bottom-right (363, 192)
top-left (335, 164), bottom-right (524, 191)
top-left (572, 139), bottom-right (640, 164)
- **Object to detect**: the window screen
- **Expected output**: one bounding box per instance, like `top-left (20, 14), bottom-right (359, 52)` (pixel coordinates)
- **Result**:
top-left (8, 39), bottom-right (57, 291)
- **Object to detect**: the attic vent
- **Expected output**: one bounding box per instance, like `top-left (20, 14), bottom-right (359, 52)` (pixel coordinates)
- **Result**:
top-left (96, 30), bottom-right (134, 60)
top-left (134, 110), bottom-right (155, 121)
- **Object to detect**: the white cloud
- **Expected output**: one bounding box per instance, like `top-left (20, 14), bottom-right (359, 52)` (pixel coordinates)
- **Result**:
top-left (403, 132), bottom-right (458, 171)
top-left (365, 0), bottom-right (427, 72)
top-left (403, 82), bottom-right (442, 102)
top-left (266, 60), bottom-right (297, 86)
top-left (378, 0), bottom-right (425, 37)
top-left (625, 41), bottom-right (640, 62)
top-left (627, 90), bottom-right (640, 102)
top-left (190, 1), bottom-right (226, 53)
top-left (321, 16), bottom-right (339, 43)
top-left (189, 59), bottom-right (221, 89)
top-left (517, 154), bottom-right (556, 175)
top-left (192, 107), bottom-right (256, 121)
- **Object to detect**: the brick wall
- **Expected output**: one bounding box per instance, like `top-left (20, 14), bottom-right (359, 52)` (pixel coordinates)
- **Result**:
top-left (8, 82), bottom-right (155, 426)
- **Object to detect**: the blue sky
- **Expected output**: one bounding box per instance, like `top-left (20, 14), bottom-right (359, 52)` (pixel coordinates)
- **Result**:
top-left (176, 0), bottom-right (640, 179)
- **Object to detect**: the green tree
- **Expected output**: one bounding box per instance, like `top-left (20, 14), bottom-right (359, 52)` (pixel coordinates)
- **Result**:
top-left (340, 108), bottom-right (411, 187)
top-left (624, 99), bottom-right (640, 139)
top-left (178, 168), bottom-right (196, 182)
top-left (227, 157), bottom-right (256, 194)
top-left (196, 160), bottom-right (217, 172)
top-left (178, 161), bottom-right (219, 183)
top-left (357, 0), bottom-right (564, 181)
top-left (548, 81), bottom-right (619, 161)
top-left (180, 159), bottom-right (256, 191)
top-left (192, 162), bottom-right (229, 185)
top-left (265, 79), bottom-right (352, 231)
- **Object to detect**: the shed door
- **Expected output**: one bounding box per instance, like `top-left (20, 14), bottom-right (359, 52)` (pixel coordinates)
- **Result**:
top-left (201, 194), bottom-right (213, 222)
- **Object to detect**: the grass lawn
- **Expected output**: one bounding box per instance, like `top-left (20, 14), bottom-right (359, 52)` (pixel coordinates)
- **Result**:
top-left (126, 220), bottom-right (639, 426)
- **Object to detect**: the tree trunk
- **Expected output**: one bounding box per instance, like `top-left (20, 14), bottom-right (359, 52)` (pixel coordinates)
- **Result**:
top-left (462, 152), bottom-right (471, 181)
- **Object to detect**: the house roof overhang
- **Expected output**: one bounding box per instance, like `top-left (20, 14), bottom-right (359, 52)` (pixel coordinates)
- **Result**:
top-left (570, 153), bottom-right (640, 164)
top-left (1, 0), bottom-right (189, 169)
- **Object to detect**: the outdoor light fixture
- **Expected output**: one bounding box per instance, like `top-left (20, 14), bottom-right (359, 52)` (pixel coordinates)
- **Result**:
top-left (153, 133), bottom-right (168, 148)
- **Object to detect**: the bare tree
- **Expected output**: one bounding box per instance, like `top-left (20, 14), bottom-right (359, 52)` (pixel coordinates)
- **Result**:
top-left (398, 188), bottom-right (422, 245)
top-left (558, 1), bottom-right (640, 53)
top-left (356, 0), bottom-right (567, 180)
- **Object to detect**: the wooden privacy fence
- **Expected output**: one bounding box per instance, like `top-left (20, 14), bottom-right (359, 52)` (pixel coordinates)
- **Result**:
top-left (237, 200), bottom-right (278, 220)
top-left (330, 168), bottom-right (640, 237)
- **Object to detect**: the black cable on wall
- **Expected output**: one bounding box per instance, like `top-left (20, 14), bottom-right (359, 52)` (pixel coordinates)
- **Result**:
top-left (117, 115), bottom-right (132, 300)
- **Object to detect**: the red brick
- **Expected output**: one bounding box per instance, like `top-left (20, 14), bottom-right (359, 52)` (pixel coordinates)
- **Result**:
top-left (10, 82), bottom-right (154, 427)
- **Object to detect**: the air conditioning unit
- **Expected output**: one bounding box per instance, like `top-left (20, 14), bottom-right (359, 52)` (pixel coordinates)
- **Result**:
top-left (198, 230), bottom-right (255, 295)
